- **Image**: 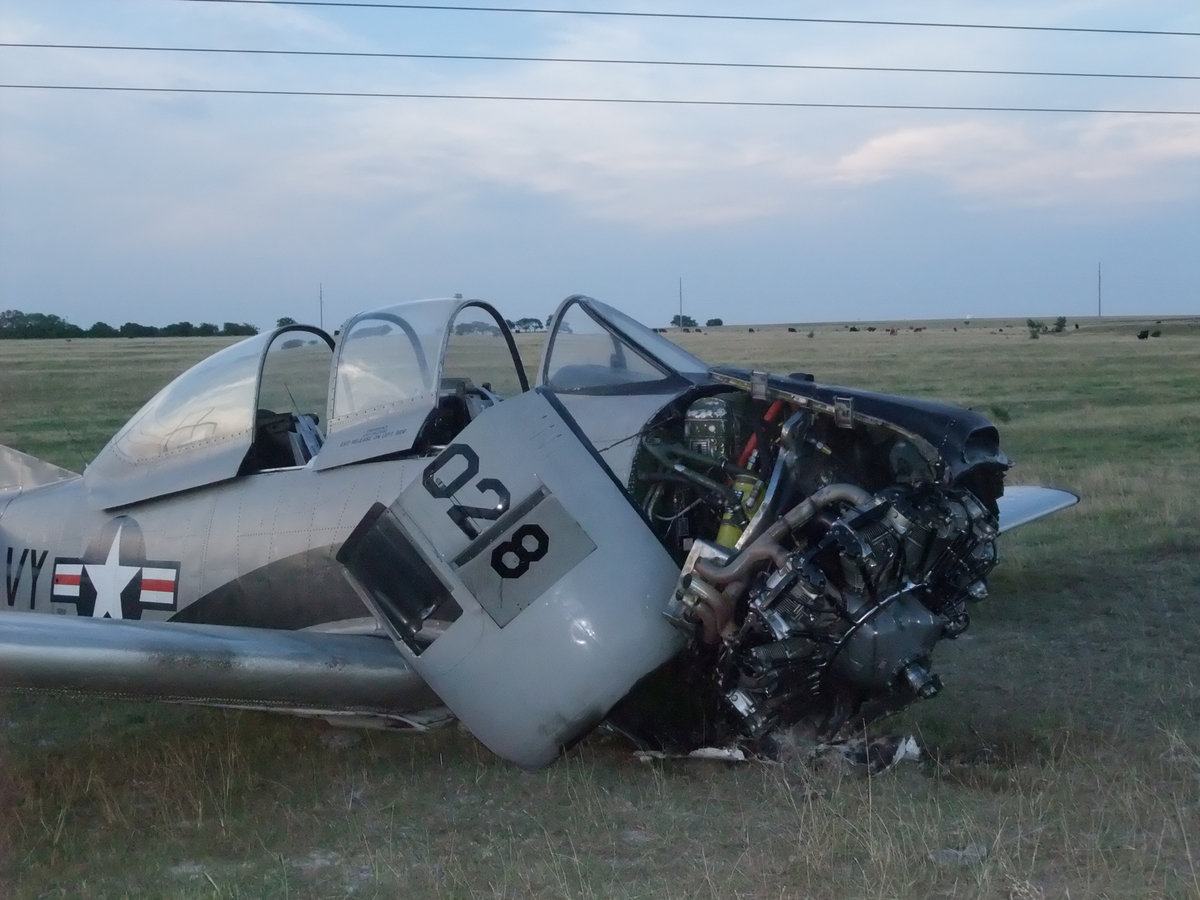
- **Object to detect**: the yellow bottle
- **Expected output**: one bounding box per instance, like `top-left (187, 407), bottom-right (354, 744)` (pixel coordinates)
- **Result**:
top-left (715, 474), bottom-right (764, 547)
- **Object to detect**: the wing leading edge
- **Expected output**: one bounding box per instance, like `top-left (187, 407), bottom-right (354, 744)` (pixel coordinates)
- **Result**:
top-left (0, 612), bottom-right (444, 726)
top-left (997, 485), bottom-right (1079, 533)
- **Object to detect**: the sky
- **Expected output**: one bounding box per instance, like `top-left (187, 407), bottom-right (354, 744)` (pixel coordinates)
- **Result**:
top-left (1, 0), bottom-right (1198, 330)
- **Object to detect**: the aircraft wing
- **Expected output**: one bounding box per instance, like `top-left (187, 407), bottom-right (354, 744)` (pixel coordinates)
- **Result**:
top-left (996, 485), bottom-right (1079, 533)
top-left (0, 611), bottom-right (445, 726)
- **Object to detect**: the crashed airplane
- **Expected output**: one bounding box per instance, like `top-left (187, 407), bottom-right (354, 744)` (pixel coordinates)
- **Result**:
top-left (0, 295), bottom-right (1076, 768)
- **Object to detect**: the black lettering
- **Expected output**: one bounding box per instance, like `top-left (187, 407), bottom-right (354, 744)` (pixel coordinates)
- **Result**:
top-left (5, 547), bottom-right (28, 607)
top-left (424, 444), bottom-right (512, 539)
top-left (491, 524), bottom-right (550, 579)
top-left (446, 477), bottom-right (511, 539)
top-left (423, 443), bottom-right (479, 500)
top-left (5, 548), bottom-right (50, 609)
top-left (26, 549), bottom-right (47, 609)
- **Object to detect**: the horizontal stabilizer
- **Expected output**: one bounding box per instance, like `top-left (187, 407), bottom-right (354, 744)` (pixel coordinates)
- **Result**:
top-left (997, 485), bottom-right (1079, 533)
top-left (0, 444), bottom-right (78, 494)
top-left (0, 612), bottom-right (440, 718)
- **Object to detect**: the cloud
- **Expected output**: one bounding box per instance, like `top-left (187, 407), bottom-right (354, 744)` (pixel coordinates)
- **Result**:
top-left (827, 116), bottom-right (1200, 210)
top-left (4, 0), bottom-right (1200, 327)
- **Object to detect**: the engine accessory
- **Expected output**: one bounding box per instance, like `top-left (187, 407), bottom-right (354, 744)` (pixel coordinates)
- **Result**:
top-left (714, 484), bottom-right (998, 742)
top-left (715, 473), bottom-right (764, 548)
top-left (685, 396), bottom-right (739, 462)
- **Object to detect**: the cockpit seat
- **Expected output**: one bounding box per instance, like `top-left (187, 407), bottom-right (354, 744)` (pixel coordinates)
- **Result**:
top-left (241, 409), bottom-right (323, 473)
top-left (415, 394), bottom-right (472, 450)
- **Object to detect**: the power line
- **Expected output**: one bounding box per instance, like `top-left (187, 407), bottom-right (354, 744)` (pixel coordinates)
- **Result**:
top-left (5, 42), bottom-right (1198, 83)
top-left (171, 1), bottom-right (1200, 38)
top-left (4, 83), bottom-right (1198, 115)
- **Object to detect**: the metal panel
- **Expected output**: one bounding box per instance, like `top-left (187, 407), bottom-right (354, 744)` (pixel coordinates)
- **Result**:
top-left (339, 389), bottom-right (685, 768)
top-left (454, 490), bottom-right (596, 628)
top-left (550, 393), bottom-right (681, 484)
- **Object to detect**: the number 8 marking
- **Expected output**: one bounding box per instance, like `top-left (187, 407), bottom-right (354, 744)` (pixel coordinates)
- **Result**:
top-left (490, 524), bottom-right (550, 579)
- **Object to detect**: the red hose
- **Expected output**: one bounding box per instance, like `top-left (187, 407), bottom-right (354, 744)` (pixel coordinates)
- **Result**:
top-left (736, 399), bottom-right (787, 469)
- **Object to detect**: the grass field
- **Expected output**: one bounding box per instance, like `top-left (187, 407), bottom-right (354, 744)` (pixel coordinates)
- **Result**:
top-left (1, 315), bottom-right (1198, 898)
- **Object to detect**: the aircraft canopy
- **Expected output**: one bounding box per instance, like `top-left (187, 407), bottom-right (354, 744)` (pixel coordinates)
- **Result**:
top-left (84, 299), bottom-right (526, 507)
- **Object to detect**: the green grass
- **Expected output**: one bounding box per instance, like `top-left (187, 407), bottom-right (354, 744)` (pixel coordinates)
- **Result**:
top-left (2, 317), bottom-right (1199, 898)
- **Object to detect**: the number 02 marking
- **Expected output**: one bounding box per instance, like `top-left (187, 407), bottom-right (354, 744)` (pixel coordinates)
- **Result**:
top-left (423, 443), bottom-right (511, 539)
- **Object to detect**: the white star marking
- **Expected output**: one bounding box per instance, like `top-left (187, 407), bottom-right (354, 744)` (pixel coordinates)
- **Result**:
top-left (84, 526), bottom-right (140, 619)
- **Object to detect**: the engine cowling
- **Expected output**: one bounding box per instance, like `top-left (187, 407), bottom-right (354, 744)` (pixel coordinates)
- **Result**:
top-left (614, 378), bottom-right (1007, 754)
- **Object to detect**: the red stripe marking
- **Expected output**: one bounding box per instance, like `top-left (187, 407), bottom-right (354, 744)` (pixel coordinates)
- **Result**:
top-left (141, 578), bottom-right (176, 593)
top-left (54, 574), bottom-right (81, 587)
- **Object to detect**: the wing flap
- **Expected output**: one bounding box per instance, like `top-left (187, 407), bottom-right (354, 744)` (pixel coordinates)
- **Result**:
top-left (997, 485), bottom-right (1079, 533)
top-left (0, 612), bottom-right (440, 717)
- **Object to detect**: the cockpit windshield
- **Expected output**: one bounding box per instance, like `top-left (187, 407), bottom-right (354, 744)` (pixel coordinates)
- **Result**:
top-left (84, 333), bottom-right (272, 508)
top-left (589, 300), bottom-right (710, 377)
top-left (316, 298), bottom-right (526, 470)
top-left (328, 304), bottom-right (442, 425)
top-left (540, 296), bottom-right (708, 394)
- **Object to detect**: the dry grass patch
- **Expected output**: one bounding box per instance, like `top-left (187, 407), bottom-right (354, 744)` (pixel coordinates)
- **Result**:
top-left (2, 315), bottom-right (1198, 896)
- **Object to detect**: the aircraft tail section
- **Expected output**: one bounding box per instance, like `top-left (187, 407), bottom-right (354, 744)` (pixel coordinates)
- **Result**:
top-left (0, 444), bottom-right (79, 494)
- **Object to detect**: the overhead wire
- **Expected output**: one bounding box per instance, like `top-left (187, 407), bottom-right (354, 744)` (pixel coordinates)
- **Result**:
top-left (3, 84), bottom-right (1197, 115)
top-left (5, 7), bottom-right (1196, 115)
top-left (169, 1), bottom-right (1200, 38)
top-left (4, 42), bottom-right (1198, 83)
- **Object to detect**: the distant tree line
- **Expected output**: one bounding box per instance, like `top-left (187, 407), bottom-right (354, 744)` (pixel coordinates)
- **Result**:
top-left (0, 310), bottom-right (259, 340)
top-left (669, 315), bottom-right (725, 328)
top-left (505, 317), bottom-right (544, 333)
top-left (454, 320), bottom-right (503, 336)
top-left (1026, 316), bottom-right (1068, 339)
